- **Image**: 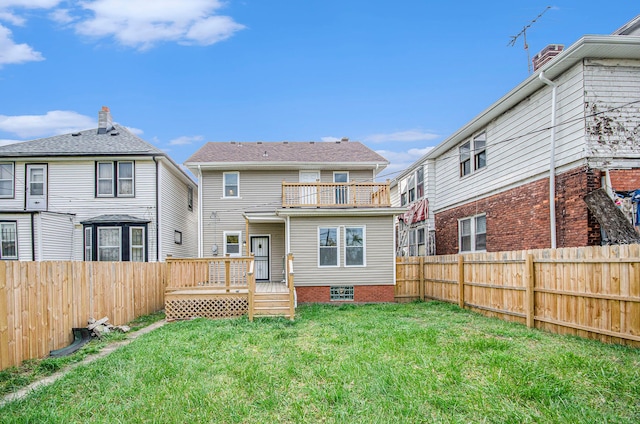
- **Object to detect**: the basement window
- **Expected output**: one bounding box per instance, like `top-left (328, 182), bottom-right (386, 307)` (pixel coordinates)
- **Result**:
top-left (330, 286), bottom-right (354, 301)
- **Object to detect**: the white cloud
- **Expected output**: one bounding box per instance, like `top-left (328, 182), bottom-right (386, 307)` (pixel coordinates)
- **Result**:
top-left (169, 135), bottom-right (203, 146)
top-left (49, 8), bottom-right (74, 24)
top-left (0, 110), bottom-right (95, 138)
top-left (365, 129), bottom-right (439, 143)
top-left (0, 12), bottom-right (26, 26)
top-left (321, 136), bottom-right (340, 142)
top-left (75, 0), bottom-right (245, 50)
top-left (375, 147), bottom-right (433, 180)
top-left (0, 24), bottom-right (44, 66)
top-left (124, 126), bottom-right (144, 136)
top-left (2, 1), bottom-right (61, 7)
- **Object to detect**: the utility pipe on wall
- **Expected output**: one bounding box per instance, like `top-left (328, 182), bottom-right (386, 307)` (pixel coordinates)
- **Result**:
top-left (539, 71), bottom-right (558, 249)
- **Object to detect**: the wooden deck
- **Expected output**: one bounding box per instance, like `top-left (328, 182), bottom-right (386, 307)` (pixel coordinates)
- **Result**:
top-left (165, 256), bottom-right (295, 321)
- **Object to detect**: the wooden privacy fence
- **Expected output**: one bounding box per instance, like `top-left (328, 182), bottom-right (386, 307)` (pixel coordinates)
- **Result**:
top-left (0, 261), bottom-right (167, 370)
top-left (396, 244), bottom-right (640, 347)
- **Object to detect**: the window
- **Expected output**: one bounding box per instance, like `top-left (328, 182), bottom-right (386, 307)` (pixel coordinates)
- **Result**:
top-left (407, 174), bottom-right (416, 203)
top-left (0, 222), bottom-right (17, 259)
top-left (319, 227), bottom-right (338, 267)
top-left (224, 231), bottom-right (241, 256)
top-left (459, 141), bottom-right (471, 177)
top-left (460, 132), bottom-right (487, 177)
top-left (0, 163), bottom-right (13, 198)
top-left (98, 227), bottom-right (121, 261)
top-left (416, 167), bottom-right (424, 199)
top-left (334, 172), bottom-right (349, 204)
top-left (330, 286), bottom-right (354, 301)
top-left (130, 227), bottom-right (145, 262)
top-left (474, 132), bottom-right (487, 171)
top-left (459, 214), bottom-right (487, 252)
top-left (84, 227), bottom-right (92, 261)
top-left (187, 186), bottom-right (194, 211)
top-left (417, 228), bottom-right (426, 256)
top-left (118, 162), bottom-right (134, 196)
top-left (409, 229), bottom-right (417, 256)
top-left (97, 161), bottom-right (134, 197)
top-left (224, 172), bottom-right (239, 198)
top-left (84, 222), bottom-right (148, 261)
top-left (400, 179), bottom-right (407, 206)
top-left (345, 227), bottom-right (365, 266)
top-left (174, 230), bottom-right (182, 245)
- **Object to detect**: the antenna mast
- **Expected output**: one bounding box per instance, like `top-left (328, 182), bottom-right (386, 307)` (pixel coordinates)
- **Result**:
top-left (508, 6), bottom-right (552, 74)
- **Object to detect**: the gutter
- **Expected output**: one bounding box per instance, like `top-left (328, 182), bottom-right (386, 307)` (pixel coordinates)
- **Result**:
top-left (153, 156), bottom-right (160, 261)
top-left (538, 71), bottom-right (558, 249)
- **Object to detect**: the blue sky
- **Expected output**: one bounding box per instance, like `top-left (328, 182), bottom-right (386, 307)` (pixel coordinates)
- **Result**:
top-left (0, 1), bottom-right (638, 180)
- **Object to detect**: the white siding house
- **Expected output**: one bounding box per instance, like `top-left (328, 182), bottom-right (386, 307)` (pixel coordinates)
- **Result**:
top-left (0, 107), bottom-right (198, 262)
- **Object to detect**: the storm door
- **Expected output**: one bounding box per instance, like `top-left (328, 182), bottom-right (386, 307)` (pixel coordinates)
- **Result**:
top-left (251, 236), bottom-right (270, 281)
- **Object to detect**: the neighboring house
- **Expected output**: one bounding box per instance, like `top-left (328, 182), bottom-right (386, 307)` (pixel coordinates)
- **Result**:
top-left (185, 139), bottom-right (405, 303)
top-left (0, 107), bottom-right (198, 261)
top-left (393, 15), bottom-right (640, 255)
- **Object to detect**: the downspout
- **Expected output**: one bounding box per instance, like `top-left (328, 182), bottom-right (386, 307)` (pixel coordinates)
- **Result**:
top-left (539, 71), bottom-right (558, 249)
top-left (197, 165), bottom-right (203, 258)
top-left (153, 156), bottom-right (160, 262)
top-left (30, 212), bottom-right (36, 261)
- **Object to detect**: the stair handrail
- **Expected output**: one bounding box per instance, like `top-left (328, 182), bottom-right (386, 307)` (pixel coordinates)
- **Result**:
top-left (248, 255), bottom-right (255, 322)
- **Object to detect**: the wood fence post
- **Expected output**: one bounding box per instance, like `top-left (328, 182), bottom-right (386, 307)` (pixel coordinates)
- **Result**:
top-left (419, 256), bottom-right (425, 301)
top-left (224, 256), bottom-right (231, 292)
top-left (525, 253), bottom-right (535, 328)
top-left (458, 255), bottom-right (465, 309)
top-left (0, 261), bottom-right (8, 370)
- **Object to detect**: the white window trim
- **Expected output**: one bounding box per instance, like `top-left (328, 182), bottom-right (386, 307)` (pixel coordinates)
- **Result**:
top-left (458, 214), bottom-right (487, 253)
top-left (117, 161), bottom-right (135, 197)
top-left (97, 162), bottom-right (115, 197)
top-left (0, 163), bottom-right (15, 199)
top-left (223, 231), bottom-right (242, 256)
top-left (223, 172), bottom-right (240, 198)
top-left (84, 227), bottom-right (92, 261)
top-left (318, 226), bottom-right (339, 268)
top-left (130, 226), bottom-right (145, 262)
top-left (0, 222), bottom-right (18, 260)
top-left (344, 226), bottom-right (366, 267)
top-left (97, 227), bottom-right (122, 261)
top-left (333, 171), bottom-right (349, 204)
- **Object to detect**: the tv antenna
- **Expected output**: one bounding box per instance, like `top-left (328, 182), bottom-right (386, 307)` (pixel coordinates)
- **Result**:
top-left (508, 6), bottom-right (552, 74)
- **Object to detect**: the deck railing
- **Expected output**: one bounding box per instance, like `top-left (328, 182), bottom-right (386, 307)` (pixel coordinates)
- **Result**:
top-left (166, 256), bottom-right (254, 291)
top-left (282, 181), bottom-right (391, 207)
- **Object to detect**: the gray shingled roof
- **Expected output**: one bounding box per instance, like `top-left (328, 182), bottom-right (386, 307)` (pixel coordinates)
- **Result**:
top-left (185, 141), bottom-right (388, 165)
top-left (0, 125), bottom-right (165, 157)
top-left (81, 214), bottom-right (150, 224)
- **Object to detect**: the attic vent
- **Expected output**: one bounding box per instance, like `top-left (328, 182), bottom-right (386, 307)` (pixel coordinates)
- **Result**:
top-left (257, 141), bottom-right (262, 144)
top-left (230, 141), bottom-right (236, 144)
top-left (110, 132), bottom-right (119, 136)
top-left (263, 151), bottom-right (268, 157)
top-left (283, 141), bottom-right (289, 144)
top-left (310, 141), bottom-right (315, 144)
top-left (71, 132), bottom-right (81, 137)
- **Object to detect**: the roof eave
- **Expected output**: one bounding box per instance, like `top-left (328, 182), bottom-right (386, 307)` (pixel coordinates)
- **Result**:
top-left (185, 161), bottom-right (388, 171)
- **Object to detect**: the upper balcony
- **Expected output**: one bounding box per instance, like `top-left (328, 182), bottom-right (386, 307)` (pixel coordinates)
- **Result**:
top-left (282, 181), bottom-right (390, 208)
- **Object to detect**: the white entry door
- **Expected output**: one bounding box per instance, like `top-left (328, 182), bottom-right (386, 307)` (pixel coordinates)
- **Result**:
top-left (26, 164), bottom-right (47, 211)
top-left (251, 236), bottom-right (270, 281)
top-left (299, 171), bottom-right (320, 205)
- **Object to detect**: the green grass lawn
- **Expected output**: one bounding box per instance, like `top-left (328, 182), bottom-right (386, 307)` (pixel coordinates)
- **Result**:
top-left (1, 302), bottom-right (639, 423)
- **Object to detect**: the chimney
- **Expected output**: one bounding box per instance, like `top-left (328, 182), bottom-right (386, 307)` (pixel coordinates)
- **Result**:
top-left (532, 44), bottom-right (564, 72)
top-left (98, 106), bottom-right (113, 134)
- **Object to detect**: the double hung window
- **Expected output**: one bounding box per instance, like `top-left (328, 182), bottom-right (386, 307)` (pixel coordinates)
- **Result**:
top-left (459, 214), bottom-right (486, 252)
top-left (0, 163), bottom-right (13, 198)
top-left (0, 222), bottom-right (17, 259)
top-left (345, 227), bottom-right (365, 266)
top-left (97, 161), bottom-right (134, 197)
top-left (319, 227), bottom-right (338, 267)
top-left (459, 131), bottom-right (487, 177)
top-left (224, 172), bottom-right (239, 198)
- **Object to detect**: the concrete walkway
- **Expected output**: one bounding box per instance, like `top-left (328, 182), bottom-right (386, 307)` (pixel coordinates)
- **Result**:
top-left (0, 320), bottom-right (168, 407)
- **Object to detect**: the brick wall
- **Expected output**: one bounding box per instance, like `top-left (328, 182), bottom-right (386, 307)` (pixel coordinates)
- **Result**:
top-left (609, 169), bottom-right (640, 191)
top-left (435, 166), bottom-right (603, 254)
top-left (296, 285), bottom-right (395, 303)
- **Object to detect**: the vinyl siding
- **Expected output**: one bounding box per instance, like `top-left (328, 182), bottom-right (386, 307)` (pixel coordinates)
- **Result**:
top-left (584, 58), bottom-right (640, 167)
top-left (38, 212), bottom-right (75, 260)
top-left (200, 169), bottom-right (375, 256)
top-left (158, 161), bottom-right (198, 260)
top-left (247, 222), bottom-right (286, 282)
top-left (289, 215), bottom-right (395, 286)
top-left (433, 61), bottom-right (587, 213)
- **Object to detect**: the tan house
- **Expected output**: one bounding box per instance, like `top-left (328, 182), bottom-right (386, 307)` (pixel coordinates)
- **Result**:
top-left (185, 139), bottom-right (405, 302)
